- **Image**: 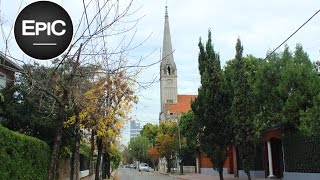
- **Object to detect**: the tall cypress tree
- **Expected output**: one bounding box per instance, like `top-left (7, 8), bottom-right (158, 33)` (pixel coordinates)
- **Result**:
top-left (232, 38), bottom-right (255, 180)
top-left (192, 30), bottom-right (232, 180)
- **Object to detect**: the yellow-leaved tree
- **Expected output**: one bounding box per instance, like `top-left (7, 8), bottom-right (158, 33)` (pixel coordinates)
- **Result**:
top-left (65, 70), bottom-right (137, 179)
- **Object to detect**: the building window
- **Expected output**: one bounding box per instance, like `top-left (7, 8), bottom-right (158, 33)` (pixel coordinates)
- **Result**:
top-left (167, 99), bottom-right (173, 103)
top-left (0, 73), bottom-right (6, 89)
top-left (166, 65), bottom-right (171, 75)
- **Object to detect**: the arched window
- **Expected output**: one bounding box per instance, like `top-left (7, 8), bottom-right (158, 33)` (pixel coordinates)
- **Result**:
top-left (167, 65), bottom-right (171, 75)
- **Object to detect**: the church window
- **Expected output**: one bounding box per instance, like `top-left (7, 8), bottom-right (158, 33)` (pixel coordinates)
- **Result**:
top-left (167, 65), bottom-right (171, 75)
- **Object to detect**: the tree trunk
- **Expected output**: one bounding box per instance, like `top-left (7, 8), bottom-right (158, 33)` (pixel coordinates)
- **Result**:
top-left (106, 152), bottom-right (110, 179)
top-left (70, 151), bottom-right (75, 180)
top-left (247, 171), bottom-right (251, 180)
top-left (48, 106), bottom-right (65, 180)
top-left (102, 153), bottom-right (106, 179)
top-left (102, 152), bottom-right (111, 179)
top-left (166, 158), bottom-right (171, 173)
top-left (72, 120), bottom-right (81, 180)
top-left (89, 130), bottom-right (95, 175)
top-left (95, 137), bottom-right (103, 180)
top-left (219, 169), bottom-right (224, 180)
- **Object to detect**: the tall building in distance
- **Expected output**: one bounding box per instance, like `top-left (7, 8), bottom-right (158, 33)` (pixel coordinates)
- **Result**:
top-left (130, 120), bottom-right (142, 138)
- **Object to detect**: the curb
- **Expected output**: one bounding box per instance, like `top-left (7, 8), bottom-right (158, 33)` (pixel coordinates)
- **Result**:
top-left (151, 170), bottom-right (189, 180)
top-left (169, 174), bottom-right (189, 180)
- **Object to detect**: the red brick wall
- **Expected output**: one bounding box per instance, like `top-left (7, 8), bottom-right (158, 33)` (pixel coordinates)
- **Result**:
top-left (199, 152), bottom-right (213, 168)
top-left (199, 148), bottom-right (233, 170)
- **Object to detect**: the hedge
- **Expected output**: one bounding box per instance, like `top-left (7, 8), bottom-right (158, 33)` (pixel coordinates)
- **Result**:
top-left (0, 125), bottom-right (50, 179)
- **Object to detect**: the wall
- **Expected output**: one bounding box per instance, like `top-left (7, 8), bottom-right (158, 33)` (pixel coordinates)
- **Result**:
top-left (283, 172), bottom-right (320, 180)
top-left (238, 170), bottom-right (265, 178)
top-left (200, 168), bottom-right (228, 175)
top-left (183, 166), bottom-right (196, 173)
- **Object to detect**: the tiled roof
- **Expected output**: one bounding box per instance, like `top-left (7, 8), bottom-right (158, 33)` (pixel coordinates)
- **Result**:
top-left (165, 94), bottom-right (197, 114)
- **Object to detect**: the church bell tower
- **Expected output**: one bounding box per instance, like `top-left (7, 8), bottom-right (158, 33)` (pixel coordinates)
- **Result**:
top-left (159, 6), bottom-right (177, 122)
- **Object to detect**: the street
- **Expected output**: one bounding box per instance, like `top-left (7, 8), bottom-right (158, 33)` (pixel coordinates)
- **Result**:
top-left (115, 168), bottom-right (177, 180)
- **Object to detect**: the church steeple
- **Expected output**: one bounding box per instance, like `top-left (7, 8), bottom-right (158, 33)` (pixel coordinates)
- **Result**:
top-left (160, 5), bottom-right (177, 121)
top-left (160, 5), bottom-right (176, 71)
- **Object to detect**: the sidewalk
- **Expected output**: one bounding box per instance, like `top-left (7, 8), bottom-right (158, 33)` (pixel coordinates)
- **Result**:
top-left (152, 170), bottom-right (271, 180)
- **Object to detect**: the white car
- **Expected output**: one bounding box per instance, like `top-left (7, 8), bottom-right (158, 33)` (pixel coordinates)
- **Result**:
top-left (139, 163), bottom-right (150, 172)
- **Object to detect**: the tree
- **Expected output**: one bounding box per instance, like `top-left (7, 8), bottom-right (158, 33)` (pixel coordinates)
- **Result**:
top-left (179, 111), bottom-right (199, 155)
top-left (110, 143), bottom-right (122, 173)
top-left (252, 44), bottom-right (320, 133)
top-left (147, 147), bottom-right (160, 171)
top-left (231, 38), bottom-right (255, 180)
top-left (179, 110), bottom-right (201, 174)
top-left (128, 136), bottom-right (151, 163)
top-left (121, 146), bottom-right (134, 165)
top-left (156, 120), bottom-right (179, 173)
top-left (140, 123), bottom-right (159, 146)
top-left (191, 30), bottom-right (232, 180)
top-left (1, 0), bottom-right (151, 178)
top-left (300, 94), bottom-right (320, 136)
top-left (78, 71), bottom-right (137, 180)
top-left (156, 134), bottom-right (178, 173)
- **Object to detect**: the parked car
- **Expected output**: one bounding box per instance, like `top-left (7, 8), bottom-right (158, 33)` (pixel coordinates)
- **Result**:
top-left (130, 164), bottom-right (136, 169)
top-left (139, 163), bottom-right (150, 172)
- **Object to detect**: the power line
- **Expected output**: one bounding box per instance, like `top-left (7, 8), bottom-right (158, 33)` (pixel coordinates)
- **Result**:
top-left (265, 9), bottom-right (320, 60)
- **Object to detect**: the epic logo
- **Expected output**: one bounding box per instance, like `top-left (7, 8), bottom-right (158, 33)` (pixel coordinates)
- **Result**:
top-left (14, 1), bottom-right (73, 60)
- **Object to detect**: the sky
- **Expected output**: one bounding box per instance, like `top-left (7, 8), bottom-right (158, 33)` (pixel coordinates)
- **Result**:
top-left (1, 0), bottom-right (320, 145)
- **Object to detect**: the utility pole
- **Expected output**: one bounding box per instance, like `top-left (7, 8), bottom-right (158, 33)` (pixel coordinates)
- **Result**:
top-left (177, 115), bottom-right (183, 175)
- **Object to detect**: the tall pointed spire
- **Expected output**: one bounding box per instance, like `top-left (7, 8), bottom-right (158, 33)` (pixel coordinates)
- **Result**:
top-left (159, 4), bottom-right (178, 118)
top-left (161, 5), bottom-right (176, 70)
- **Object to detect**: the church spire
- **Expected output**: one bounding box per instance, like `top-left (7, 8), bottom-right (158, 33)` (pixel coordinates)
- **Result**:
top-left (159, 4), bottom-right (178, 119)
top-left (161, 5), bottom-right (176, 70)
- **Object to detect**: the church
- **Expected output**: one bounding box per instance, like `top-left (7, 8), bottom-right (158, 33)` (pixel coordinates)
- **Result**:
top-left (157, 5), bottom-right (233, 175)
top-left (157, 4), bottom-right (320, 180)
top-left (158, 6), bottom-right (196, 122)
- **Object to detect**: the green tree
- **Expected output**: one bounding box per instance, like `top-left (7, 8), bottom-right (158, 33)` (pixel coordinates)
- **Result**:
top-left (128, 136), bottom-right (151, 163)
top-left (253, 45), bottom-right (320, 134)
top-left (232, 38), bottom-right (255, 180)
top-left (179, 111), bottom-right (199, 155)
top-left (140, 123), bottom-right (159, 146)
top-left (300, 94), bottom-right (320, 136)
top-left (121, 146), bottom-right (134, 165)
top-left (110, 143), bottom-right (122, 173)
top-left (191, 30), bottom-right (232, 180)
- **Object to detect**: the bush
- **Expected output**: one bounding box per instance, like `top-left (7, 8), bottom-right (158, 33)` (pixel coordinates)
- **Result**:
top-left (0, 125), bottom-right (50, 179)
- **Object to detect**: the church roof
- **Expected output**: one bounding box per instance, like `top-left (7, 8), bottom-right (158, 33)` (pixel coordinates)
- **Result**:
top-left (165, 95), bottom-right (197, 114)
top-left (160, 6), bottom-right (176, 70)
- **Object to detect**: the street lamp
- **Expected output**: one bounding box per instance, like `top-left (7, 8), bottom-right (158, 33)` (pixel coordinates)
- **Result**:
top-left (176, 115), bottom-right (183, 175)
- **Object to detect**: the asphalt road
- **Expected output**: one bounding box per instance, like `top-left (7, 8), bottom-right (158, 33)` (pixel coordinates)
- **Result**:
top-left (115, 168), bottom-right (177, 180)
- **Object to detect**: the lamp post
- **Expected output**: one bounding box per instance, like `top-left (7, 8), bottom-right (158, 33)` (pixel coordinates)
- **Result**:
top-left (177, 115), bottom-right (183, 175)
